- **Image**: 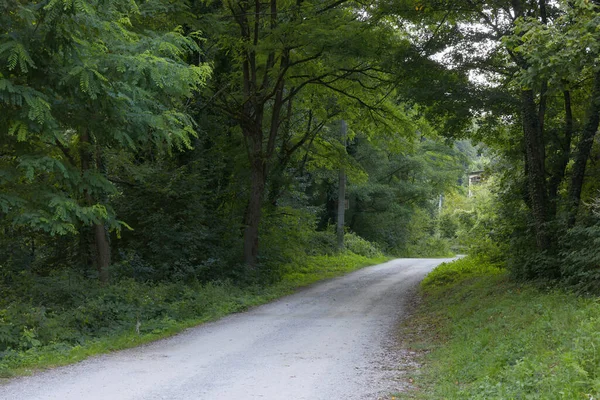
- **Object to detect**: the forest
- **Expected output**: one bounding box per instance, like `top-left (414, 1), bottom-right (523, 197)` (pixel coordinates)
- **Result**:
top-left (1, 0), bottom-right (600, 378)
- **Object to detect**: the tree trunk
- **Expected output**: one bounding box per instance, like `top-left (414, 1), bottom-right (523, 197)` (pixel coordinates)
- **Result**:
top-left (243, 153), bottom-right (266, 267)
top-left (548, 90), bottom-right (573, 218)
top-left (521, 89), bottom-right (551, 251)
top-left (568, 70), bottom-right (600, 226)
top-left (242, 111), bottom-right (267, 266)
top-left (336, 120), bottom-right (347, 250)
top-left (80, 129), bottom-right (110, 283)
top-left (94, 223), bottom-right (110, 283)
top-left (78, 225), bottom-right (94, 278)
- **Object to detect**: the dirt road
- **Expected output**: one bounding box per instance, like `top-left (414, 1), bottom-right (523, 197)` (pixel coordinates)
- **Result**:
top-left (0, 258), bottom-right (451, 400)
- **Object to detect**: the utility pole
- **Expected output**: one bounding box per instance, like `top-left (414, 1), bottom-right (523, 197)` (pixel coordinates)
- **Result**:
top-left (337, 120), bottom-right (347, 250)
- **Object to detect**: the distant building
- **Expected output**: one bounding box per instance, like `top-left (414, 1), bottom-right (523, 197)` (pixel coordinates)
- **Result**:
top-left (468, 170), bottom-right (484, 197)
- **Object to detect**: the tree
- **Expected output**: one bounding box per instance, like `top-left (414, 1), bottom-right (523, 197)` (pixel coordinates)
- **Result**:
top-left (197, 0), bottom-right (408, 266)
top-left (514, 0), bottom-right (600, 225)
top-left (402, 0), bottom-right (598, 245)
top-left (0, 0), bottom-right (208, 281)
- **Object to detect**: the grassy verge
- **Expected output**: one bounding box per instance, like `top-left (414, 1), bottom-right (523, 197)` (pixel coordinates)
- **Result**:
top-left (0, 251), bottom-right (387, 379)
top-left (397, 256), bottom-right (600, 399)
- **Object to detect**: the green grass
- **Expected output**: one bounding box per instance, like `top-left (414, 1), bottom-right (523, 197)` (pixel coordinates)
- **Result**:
top-left (420, 255), bottom-right (503, 288)
top-left (0, 251), bottom-right (387, 379)
top-left (397, 256), bottom-right (600, 399)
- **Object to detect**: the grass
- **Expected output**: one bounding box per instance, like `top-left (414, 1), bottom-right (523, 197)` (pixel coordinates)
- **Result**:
top-left (396, 256), bottom-right (600, 399)
top-left (0, 251), bottom-right (388, 379)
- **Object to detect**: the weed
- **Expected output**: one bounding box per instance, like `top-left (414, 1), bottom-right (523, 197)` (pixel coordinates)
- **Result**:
top-left (398, 257), bottom-right (600, 399)
top-left (0, 251), bottom-right (387, 377)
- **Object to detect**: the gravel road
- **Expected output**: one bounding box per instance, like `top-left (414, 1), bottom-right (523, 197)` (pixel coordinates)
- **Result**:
top-left (0, 258), bottom-right (451, 400)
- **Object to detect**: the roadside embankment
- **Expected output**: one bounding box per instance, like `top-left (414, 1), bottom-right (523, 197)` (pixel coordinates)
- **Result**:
top-left (396, 256), bottom-right (600, 399)
top-left (0, 252), bottom-right (387, 379)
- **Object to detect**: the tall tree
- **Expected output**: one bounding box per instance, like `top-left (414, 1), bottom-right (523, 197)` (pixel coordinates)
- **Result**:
top-left (197, 0), bottom-right (406, 266)
top-left (397, 0), bottom-right (600, 258)
top-left (0, 0), bottom-right (208, 281)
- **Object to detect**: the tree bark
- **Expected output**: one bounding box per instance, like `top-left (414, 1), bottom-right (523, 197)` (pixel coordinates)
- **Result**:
top-left (94, 223), bottom-right (110, 283)
top-left (243, 168), bottom-right (265, 267)
top-left (238, 0), bottom-right (272, 267)
top-left (547, 90), bottom-right (573, 218)
top-left (267, 96), bottom-right (295, 206)
top-left (568, 69), bottom-right (600, 226)
top-left (242, 116), bottom-right (266, 267)
top-left (94, 145), bottom-right (111, 283)
top-left (521, 89), bottom-right (551, 251)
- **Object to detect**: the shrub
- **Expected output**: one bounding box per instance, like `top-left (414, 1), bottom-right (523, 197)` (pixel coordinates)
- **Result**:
top-left (405, 236), bottom-right (454, 258)
top-left (306, 229), bottom-right (337, 256)
top-left (422, 256), bottom-right (504, 290)
top-left (344, 232), bottom-right (383, 258)
top-left (0, 248), bottom-right (386, 375)
top-left (560, 222), bottom-right (600, 292)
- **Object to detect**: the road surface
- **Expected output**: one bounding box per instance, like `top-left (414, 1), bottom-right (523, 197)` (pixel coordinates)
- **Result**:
top-left (0, 258), bottom-right (451, 400)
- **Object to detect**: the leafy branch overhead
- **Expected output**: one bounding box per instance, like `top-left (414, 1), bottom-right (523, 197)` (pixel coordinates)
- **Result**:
top-left (0, 0), bottom-right (209, 236)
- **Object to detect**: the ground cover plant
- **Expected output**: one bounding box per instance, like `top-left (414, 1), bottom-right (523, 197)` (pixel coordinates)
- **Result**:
top-left (397, 256), bottom-right (600, 399)
top-left (0, 247), bottom-right (386, 378)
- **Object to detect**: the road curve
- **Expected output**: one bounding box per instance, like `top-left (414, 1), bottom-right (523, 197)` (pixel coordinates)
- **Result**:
top-left (0, 258), bottom-right (451, 400)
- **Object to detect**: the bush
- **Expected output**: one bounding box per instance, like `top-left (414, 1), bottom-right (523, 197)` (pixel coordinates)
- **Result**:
top-left (344, 232), bottom-right (383, 258)
top-left (306, 229), bottom-right (337, 256)
top-left (560, 222), bottom-right (600, 292)
top-left (422, 256), bottom-right (504, 290)
top-left (439, 213), bottom-right (459, 239)
top-left (0, 276), bottom-right (241, 353)
top-left (0, 249), bottom-right (386, 376)
top-left (404, 236), bottom-right (454, 258)
top-left (258, 207), bottom-right (326, 283)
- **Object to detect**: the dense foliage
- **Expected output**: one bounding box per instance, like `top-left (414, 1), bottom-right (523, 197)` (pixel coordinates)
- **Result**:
top-left (2, 0), bottom-right (600, 376)
top-left (0, 0), bottom-right (473, 373)
top-left (399, 0), bottom-right (600, 286)
top-left (0, 247), bottom-right (385, 375)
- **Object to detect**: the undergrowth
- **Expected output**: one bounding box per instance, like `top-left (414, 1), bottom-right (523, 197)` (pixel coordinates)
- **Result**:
top-left (398, 256), bottom-right (600, 399)
top-left (0, 251), bottom-right (387, 378)
top-left (421, 256), bottom-right (503, 288)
